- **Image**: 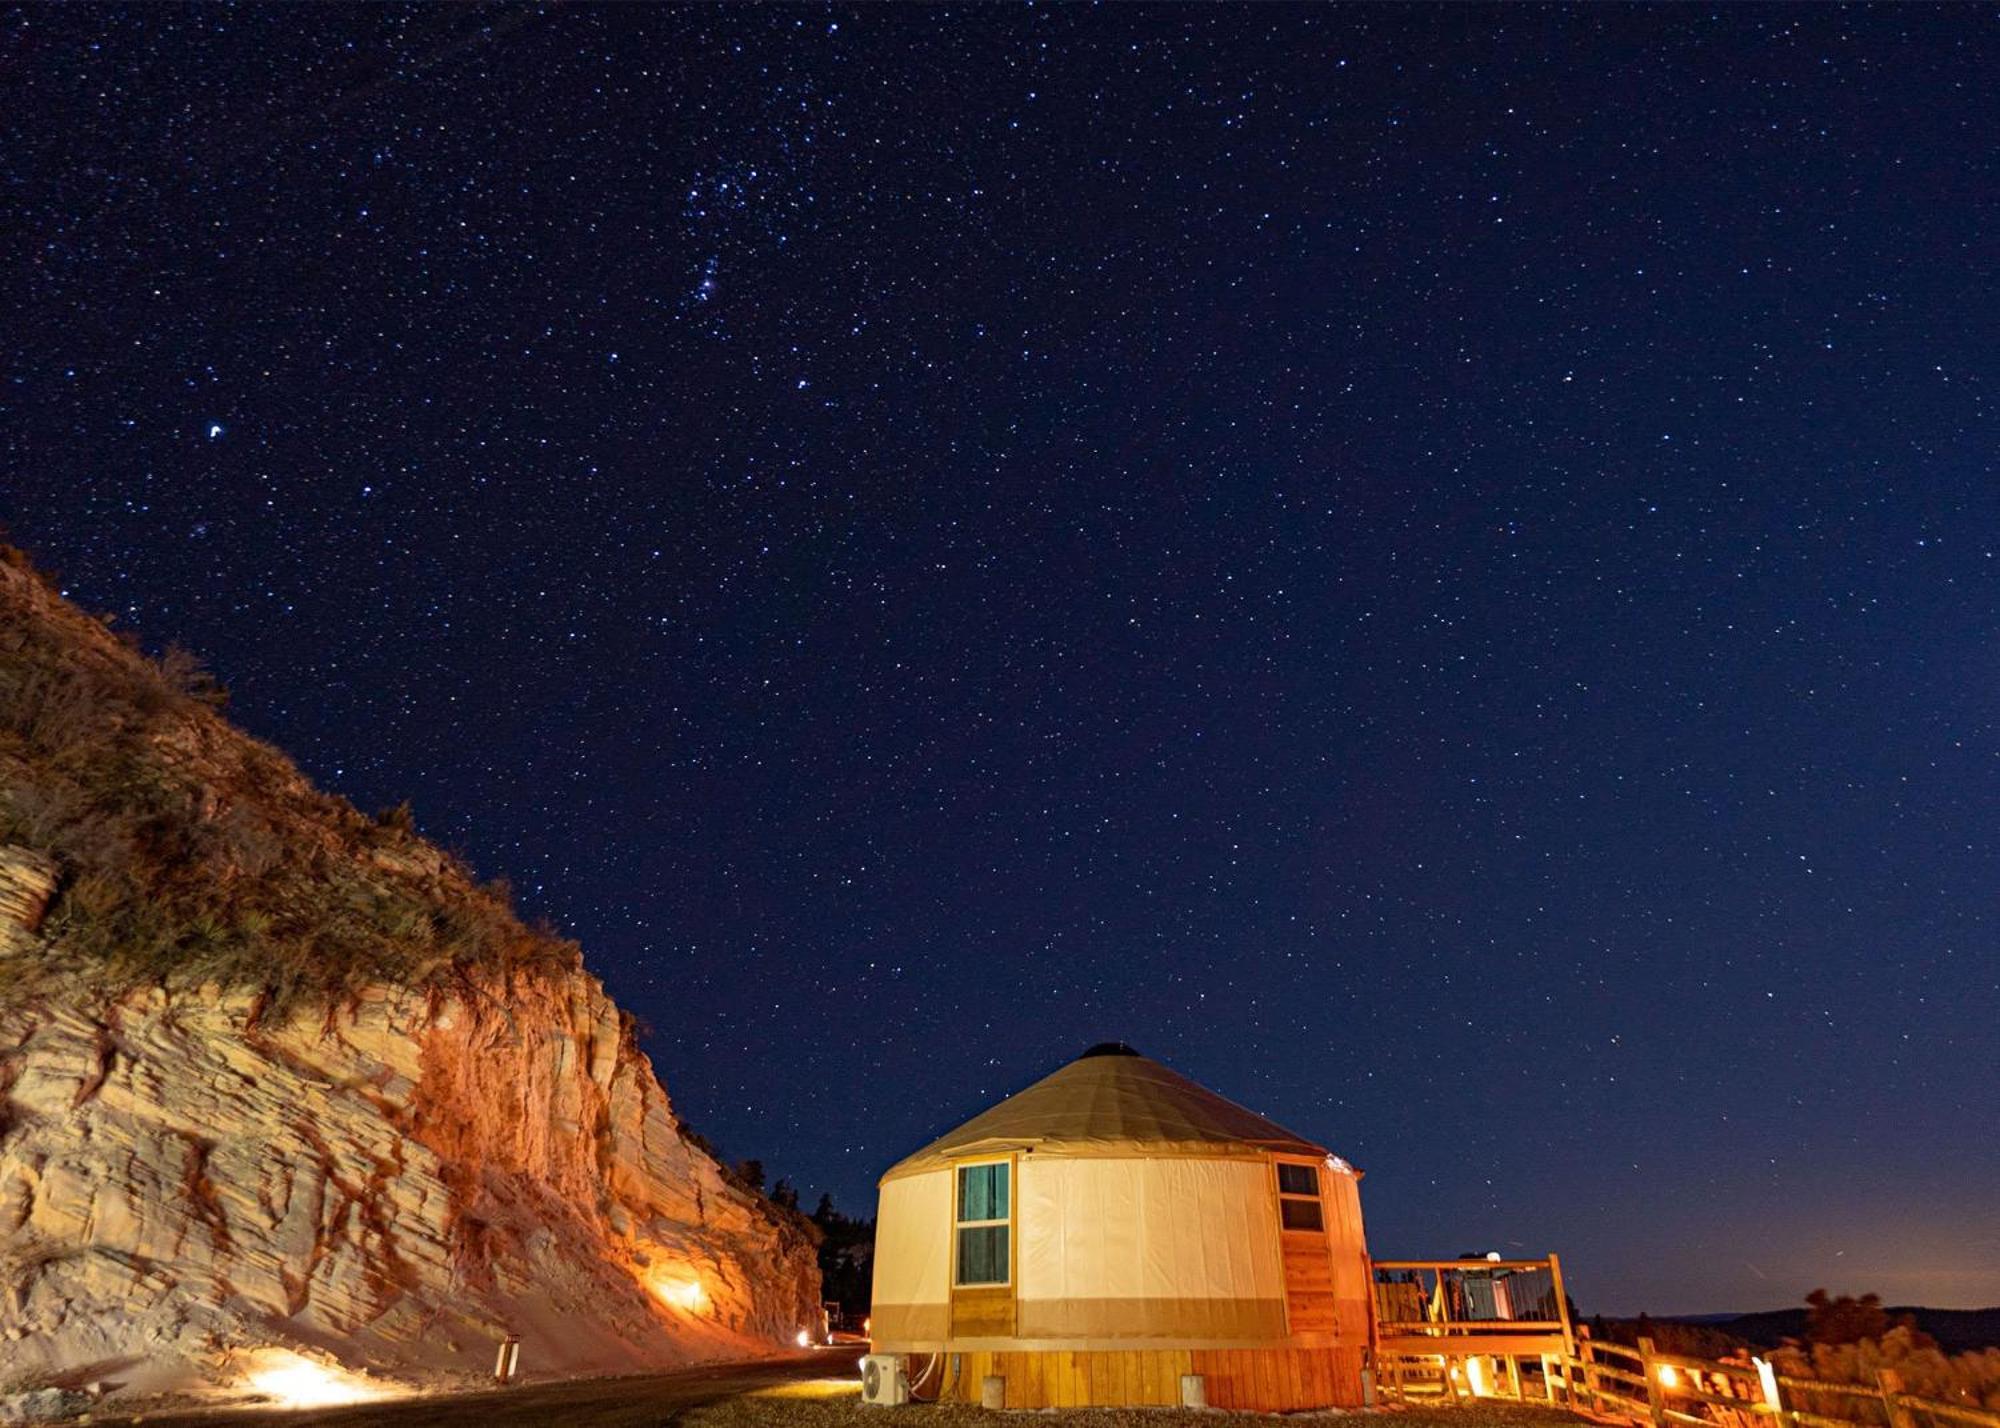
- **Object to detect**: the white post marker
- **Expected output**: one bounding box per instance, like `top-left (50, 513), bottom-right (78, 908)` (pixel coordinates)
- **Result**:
top-left (1754, 1357), bottom-right (1786, 1424)
top-left (494, 1334), bottom-right (521, 1384)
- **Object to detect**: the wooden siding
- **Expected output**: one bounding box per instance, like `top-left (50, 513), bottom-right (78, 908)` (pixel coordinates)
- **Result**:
top-left (950, 1285), bottom-right (1016, 1337)
top-left (1274, 1153), bottom-right (1341, 1338)
top-left (940, 1347), bottom-right (1365, 1410)
top-left (1281, 1232), bottom-right (1338, 1333)
top-left (1193, 1346), bottom-right (1366, 1411)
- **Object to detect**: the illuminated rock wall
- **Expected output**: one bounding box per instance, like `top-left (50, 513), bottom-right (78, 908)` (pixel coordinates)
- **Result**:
top-left (0, 967), bottom-right (822, 1390)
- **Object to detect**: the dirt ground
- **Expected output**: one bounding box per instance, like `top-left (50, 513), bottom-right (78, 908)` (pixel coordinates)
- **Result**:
top-left (87, 1352), bottom-right (1592, 1428)
top-left (688, 1387), bottom-right (1592, 1428)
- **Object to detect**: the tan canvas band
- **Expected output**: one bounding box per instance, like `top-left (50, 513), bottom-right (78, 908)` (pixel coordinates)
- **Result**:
top-left (871, 1302), bottom-right (952, 1345)
top-left (869, 1296), bottom-right (1291, 1350)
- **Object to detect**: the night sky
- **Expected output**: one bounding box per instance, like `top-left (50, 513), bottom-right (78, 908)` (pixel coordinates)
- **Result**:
top-left (6, 6), bottom-right (1997, 1316)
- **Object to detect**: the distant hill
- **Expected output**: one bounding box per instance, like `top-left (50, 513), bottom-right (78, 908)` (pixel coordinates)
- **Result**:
top-left (1668, 1307), bottom-right (2000, 1355)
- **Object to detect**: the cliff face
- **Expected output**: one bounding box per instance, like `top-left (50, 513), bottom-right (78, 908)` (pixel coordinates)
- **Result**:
top-left (0, 970), bottom-right (821, 1392)
top-left (0, 551), bottom-right (820, 1394)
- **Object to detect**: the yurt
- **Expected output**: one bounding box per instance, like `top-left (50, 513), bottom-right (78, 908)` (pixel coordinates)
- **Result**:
top-left (868, 1043), bottom-right (1372, 1410)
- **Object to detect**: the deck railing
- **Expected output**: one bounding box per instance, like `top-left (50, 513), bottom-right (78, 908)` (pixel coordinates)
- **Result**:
top-left (1372, 1257), bottom-right (1570, 1338)
top-left (1387, 1324), bottom-right (2000, 1428)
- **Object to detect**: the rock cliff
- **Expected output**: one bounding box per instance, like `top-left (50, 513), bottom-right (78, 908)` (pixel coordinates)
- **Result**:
top-left (0, 548), bottom-right (820, 1397)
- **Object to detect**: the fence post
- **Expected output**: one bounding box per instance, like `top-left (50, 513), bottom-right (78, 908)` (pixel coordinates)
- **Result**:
top-left (1640, 1337), bottom-right (1669, 1428)
top-left (1541, 1353), bottom-right (1557, 1405)
top-left (1878, 1369), bottom-right (1916, 1428)
top-left (1549, 1253), bottom-right (1577, 1361)
top-left (1581, 1325), bottom-right (1603, 1415)
top-left (493, 1333), bottom-right (520, 1384)
top-left (1754, 1356), bottom-right (1788, 1428)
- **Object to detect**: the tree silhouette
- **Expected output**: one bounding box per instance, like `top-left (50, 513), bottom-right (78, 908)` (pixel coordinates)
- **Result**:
top-left (1804, 1289), bottom-right (1917, 1346)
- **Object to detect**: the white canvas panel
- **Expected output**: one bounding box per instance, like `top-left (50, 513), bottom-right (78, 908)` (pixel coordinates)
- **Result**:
top-left (873, 1166), bottom-right (953, 1307)
top-left (1018, 1156), bottom-right (1286, 1305)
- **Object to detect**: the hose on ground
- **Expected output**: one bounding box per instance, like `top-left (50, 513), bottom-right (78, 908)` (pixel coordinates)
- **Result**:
top-left (906, 1352), bottom-right (945, 1402)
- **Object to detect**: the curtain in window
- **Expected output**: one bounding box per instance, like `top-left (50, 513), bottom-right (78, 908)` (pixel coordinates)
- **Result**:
top-left (957, 1225), bottom-right (1009, 1284)
top-left (958, 1162), bottom-right (1009, 1221)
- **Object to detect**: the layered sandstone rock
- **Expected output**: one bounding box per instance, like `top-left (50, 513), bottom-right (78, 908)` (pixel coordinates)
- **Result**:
top-left (0, 846), bottom-right (54, 958)
top-left (0, 550), bottom-right (821, 1395)
top-left (0, 969), bottom-right (820, 1394)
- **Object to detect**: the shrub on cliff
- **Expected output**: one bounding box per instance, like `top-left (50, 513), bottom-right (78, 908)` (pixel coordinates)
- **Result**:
top-left (0, 543), bottom-right (576, 1011)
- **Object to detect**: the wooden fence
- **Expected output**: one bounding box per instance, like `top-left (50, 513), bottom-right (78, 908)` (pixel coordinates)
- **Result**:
top-left (1383, 1326), bottom-right (2000, 1428)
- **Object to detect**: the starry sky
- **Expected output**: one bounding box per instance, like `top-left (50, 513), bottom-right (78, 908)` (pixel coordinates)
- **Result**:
top-left (6, 6), bottom-right (1997, 1316)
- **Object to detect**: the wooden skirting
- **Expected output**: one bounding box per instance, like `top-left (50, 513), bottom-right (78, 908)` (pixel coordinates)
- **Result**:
top-left (937, 1345), bottom-right (1365, 1411)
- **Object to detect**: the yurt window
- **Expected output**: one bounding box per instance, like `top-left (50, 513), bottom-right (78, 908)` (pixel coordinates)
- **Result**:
top-left (1276, 1160), bottom-right (1325, 1232)
top-left (954, 1160), bottom-right (1010, 1285)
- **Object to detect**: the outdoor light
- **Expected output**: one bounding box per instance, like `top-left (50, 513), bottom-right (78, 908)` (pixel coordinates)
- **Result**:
top-left (648, 1271), bottom-right (708, 1313)
top-left (1659, 1364), bottom-right (1682, 1390)
top-left (797, 1329), bottom-right (812, 1348)
top-left (239, 1349), bottom-right (393, 1409)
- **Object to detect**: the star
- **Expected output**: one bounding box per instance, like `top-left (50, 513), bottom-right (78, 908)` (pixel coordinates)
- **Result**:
top-left (5, 2), bottom-right (1993, 1317)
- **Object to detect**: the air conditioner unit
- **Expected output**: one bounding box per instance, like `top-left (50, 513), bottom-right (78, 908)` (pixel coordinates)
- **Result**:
top-left (860, 1354), bottom-right (910, 1407)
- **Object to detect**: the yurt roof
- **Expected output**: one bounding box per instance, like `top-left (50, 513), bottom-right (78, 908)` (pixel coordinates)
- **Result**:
top-left (880, 1043), bottom-right (1332, 1182)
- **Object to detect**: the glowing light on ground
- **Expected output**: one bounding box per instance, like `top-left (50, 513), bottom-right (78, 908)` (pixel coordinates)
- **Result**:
top-left (754, 1379), bottom-right (863, 1400)
top-left (239, 1348), bottom-right (397, 1409)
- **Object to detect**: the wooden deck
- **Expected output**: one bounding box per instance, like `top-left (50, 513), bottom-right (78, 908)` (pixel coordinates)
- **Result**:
top-left (1372, 1255), bottom-right (1576, 1400)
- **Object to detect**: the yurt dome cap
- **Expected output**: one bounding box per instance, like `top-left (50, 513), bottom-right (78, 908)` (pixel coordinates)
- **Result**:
top-left (880, 1044), bottom-right (1336, 1182)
